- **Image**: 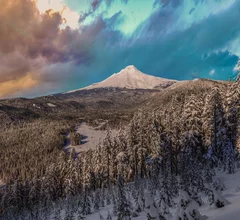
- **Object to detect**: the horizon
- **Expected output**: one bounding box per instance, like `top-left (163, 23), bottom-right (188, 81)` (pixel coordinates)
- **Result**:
top-left (1, 0), bottom-right (240, 98)
top-left (0, 64), bottom-right (238, 99)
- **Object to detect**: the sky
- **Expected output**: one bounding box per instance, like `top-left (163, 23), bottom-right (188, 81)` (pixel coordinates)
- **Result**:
top-left (0, 0), bottom-right (240, 98)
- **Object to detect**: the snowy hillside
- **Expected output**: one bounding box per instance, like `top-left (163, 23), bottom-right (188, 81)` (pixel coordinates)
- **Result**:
top-left (66, 65), bottom-right (177, 93)
top-left (84, 169), bottom-right (240, 220)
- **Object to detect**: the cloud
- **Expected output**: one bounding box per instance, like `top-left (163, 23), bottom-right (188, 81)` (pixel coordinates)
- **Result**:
top-left (63, 0), bottom-right (239, 90)
top-left (36, 0), bottom-right (80, 29)
top-left (153, 0), bottom-right (182, 8)
top-left (209, 69), bottom-right (215, 76)
top-left (91, 0), bottom-right (100, 11)
top-left (0, 0), bottom-right (106, 98)
top-left (233, 60), bottom-right (240, 72)
top-left (0, 73), bottom-right (38, 98)
top-left (0, 0), bottom-right (239, 98)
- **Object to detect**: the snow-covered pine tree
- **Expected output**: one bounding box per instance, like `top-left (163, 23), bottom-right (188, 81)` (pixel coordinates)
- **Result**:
top-left (106, 211), bottom-right (113, 220)
top-left (207, 189), bottom-right (230, 208)
top-left (179, 132), bottom-right (205, 191)
top-left (203, 92), bottom-right (214, 148)
top-left (12, 180), bottom-right (25, 214)
top-left (99, 213), bottom-right (105, 220)
top-left (77, 209), bottom-right (86, 220)
top-left (106, 187), bottom-right (112, 205)
top-left (174, 190), bottom-right (204, 220)
top-left (30, 177), bottom-right (45, 212)
top-left (82, 150), bottom-right (94, 186)
top-left (158, 192), bottom-right (172, 220)
top-left (93, 189), bottom-right (100, 211)
top-left (109, 136), bottom-right (119, 183)
top-left (223, 141), bottom-right (236, 174)
top-left (202, 157), bottom-right (215, 184)
top-left (144, 190), bottom-right (160, 220)
top-left (112, 197), bottom-right (117, 217)
top-left (148, 114), bottom-right (163, 186)
top-left (116, 175), bottom-right (131, 220)
top-left (100, 188), bottom-right (106, 208)
top-left (64, 205), bottom-right (75, 220)
top-left (203, 87), bottom-right (227, 167)
top-left (159, 130), bottom-right (178, 201)
top-left (128, 110), bottom-right (149, 179)
top-left (134, 183), bottom-right (144, 213)
top-left (53, 207), bottom-right (61, 220)
top-left (225, 79), bottom-right (240, 152)
top-left (102, 129), bottom-right (113, 186)
top-left (182, 94), bottom-right (205, 159)
top-left (80, 188), bottom-right (91, 216)
top-left (178, 132), bottom-right (205, 207)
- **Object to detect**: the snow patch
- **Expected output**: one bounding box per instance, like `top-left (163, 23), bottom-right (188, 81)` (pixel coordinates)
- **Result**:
top-left (47, 103), bottom-right (56, 107)
top-left (65, 122), bottom-right (118, 153)
top-left (33, 103), bottom-right (40, 109)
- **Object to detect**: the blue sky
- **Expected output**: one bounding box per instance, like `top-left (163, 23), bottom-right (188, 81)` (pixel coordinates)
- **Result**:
top-left (1, 0), bottom-right (240, 97)
top-left (59, 0), bottom-right (240, 92)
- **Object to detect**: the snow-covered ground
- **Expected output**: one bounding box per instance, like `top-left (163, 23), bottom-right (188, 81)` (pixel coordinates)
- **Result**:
top-left (200, 169), bottom-right (240, 220)
top-left (47, 103), bottom-right (57, 107)
top-left (85, 169), bottom-right (240, 220)
top-left (65, 123), bottom-right (118, 153)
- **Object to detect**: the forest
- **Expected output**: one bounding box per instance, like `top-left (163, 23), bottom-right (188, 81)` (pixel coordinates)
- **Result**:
top-left (0, 79), bottom-right (239, 220)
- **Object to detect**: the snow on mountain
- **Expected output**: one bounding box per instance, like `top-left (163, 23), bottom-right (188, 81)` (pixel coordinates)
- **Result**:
top-left (66, 65), bottom-right (177, 93)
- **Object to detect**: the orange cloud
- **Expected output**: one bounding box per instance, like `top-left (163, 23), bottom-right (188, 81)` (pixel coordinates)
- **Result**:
top-left (0, 0), bottom-right (100, 98)
top-left (0, 73), bottom-right (39, 98)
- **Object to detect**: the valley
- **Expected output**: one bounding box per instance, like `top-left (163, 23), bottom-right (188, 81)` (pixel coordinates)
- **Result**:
top-left (0, 66), bottom-right (239, 220)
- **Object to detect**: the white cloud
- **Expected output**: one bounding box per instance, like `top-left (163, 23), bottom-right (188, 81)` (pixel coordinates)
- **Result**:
top-left (209, 69), bottom-right (215, 76)
top-left (36, 0), bottom-right (80, 29)
top-left (233, 60), bottom-right (240, 71)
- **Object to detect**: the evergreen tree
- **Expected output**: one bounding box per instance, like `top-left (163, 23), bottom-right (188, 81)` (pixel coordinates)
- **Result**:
top-left (223, 141), bottom-right (236, 174)
top-left (179, 132), bottom-right (205, 195)
top-left (80, 188), bottom-right (91, 216)
top-left (112, 191), bottom-right (117, 217)
top-left (158, 192), bottom-right (171, 220)
top-left (207, 189), bottom-right (230, 208)
top-left (174, 190), bottom-right (204, 220)
top-left (102, 130), bottom-right (113, 186)
top-left (53, 207), bottom-right (61, 220)
top-left (64, 206), bottom-right (75, 220)
top-left (116, 175), bottom-right (131, 220)
top-left (144, 190), bottom-right (159, 220)
top-left (106, 211), bottom-right (113, 220)
top-left (225, 80), bottom-right (240, 151)
top-left (99, 213), bottom-right (105, 220)
top-left (93, 190), bottom-right (100, 211)
top-left (203, 87), bottom-right (227, 166)
top-left (134, 186), bottom-right (144, 213)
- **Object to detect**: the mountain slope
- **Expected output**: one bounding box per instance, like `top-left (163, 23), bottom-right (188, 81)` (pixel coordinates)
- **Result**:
top-left (66, 65), bottom-right (177, 92)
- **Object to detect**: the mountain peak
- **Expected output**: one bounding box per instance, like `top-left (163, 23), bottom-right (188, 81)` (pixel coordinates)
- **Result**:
top-left (66, 66), bottom-right (177, 93)
top-left (124, 65), bottom-right (137, 70)
top-left (118, 65), bottom-right (140, 75)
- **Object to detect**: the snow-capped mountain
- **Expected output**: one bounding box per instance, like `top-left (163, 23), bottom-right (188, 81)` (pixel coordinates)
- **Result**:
top-left (67, 65), bottom-right (177, 93)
